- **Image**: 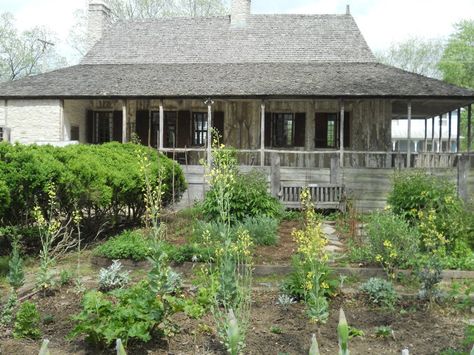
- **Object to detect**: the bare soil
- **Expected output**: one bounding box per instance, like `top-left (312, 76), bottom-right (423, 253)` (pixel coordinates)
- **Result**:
top-left (0, 286), bottom-right (468, 355)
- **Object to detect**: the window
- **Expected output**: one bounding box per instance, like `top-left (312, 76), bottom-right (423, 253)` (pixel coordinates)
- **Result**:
top-left (94, 111), bottom-right (113, 144)
top-left (272, 113), bottom-right (295, 147)
top-left (70, 126), bottom-right (80, 141)
top-left (192, 112), bottom-right (208, 146)
top-left (315, 112), bottom-right (350, 149)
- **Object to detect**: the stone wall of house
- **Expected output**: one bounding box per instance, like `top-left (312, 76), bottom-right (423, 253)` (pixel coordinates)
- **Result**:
top-left (0, 100), bottom-right (6, 126)
top-left (6, 99), bottom-right (62, 144)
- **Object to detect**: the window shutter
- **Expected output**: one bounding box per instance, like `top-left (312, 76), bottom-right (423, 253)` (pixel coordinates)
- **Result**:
top-left (294, 113), bottom-right (306, 147)
top-left (135, 110), bottom-right (149, 146)
top-left (343, 112), bottom-right (350, 148)
top-left (213, 111), bottom-right (224, 142)
top-left (86, 110), bottom-right (94, 143)
top-left (264, 112), bottom-right (272, 147)
top-left (315, 113), bottom-right (328, 148)
top-left (177, 110), bottom-right (191, 148)
top-left (112, 111), bottom-right (123, 142)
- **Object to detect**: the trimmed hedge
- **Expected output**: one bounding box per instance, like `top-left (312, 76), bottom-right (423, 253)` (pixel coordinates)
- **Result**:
top-left (0, 142), bottom-right (186, 229)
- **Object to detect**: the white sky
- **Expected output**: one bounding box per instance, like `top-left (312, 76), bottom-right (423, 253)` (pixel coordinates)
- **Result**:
top-left (1, 0), bottom-right (473, 63)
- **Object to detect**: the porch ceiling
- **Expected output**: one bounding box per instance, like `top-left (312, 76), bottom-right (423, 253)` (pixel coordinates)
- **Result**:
top-left (0, 62), bottom-right (473, 100)
top-left (392, 99), bottom-right (473, 118)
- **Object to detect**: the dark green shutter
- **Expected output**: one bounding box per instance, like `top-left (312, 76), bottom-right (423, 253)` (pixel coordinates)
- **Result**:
top-left (135, 110), bottom-right (149, 146)
top-left (294, 113), bottom-right (306, 147)
top-left (213, 111), bottom-right (224, 142)
top-left (86, 110), bottom-right (94, 144)
top-left (112, 111), bottom-right (123, 142)
top-left (315, 113), bottom-right (328, 148)
top-left (264, 112), bottom-right (272, 147)
top-left (177, 110), bottom-right (191, 148)
top-left (343, 112), bottom-right (350, 148)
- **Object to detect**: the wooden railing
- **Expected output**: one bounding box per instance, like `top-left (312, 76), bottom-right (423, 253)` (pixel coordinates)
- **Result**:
top-left (160, 147), bottom-right (473, 169)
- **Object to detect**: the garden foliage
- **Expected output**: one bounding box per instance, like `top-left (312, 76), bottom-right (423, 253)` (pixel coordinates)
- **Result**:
top-left (98, 260), bottom-right (130, 292)
top-left (360, 278), bottom-right (398, 309)
top-left (198, 146), bottom-right (282, 222)
top-left (94, 230), bottom-right (152, 261)
top-left (13, 301), bottom-right (41, 339)
top-left (0, 142), bottom-right (186, 231)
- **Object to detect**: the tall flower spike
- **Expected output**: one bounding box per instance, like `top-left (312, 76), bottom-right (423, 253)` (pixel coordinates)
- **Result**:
top-left (338, 308), bottom-right (349, 355)
top-left (309, 333), bottom-right (320, 355)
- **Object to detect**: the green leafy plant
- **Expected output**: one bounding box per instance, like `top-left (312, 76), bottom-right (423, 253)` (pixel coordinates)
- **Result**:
top-left (0, 290), bottom-right (18, 326)
top-left (98, 260), bottom-right (130, 292)
top-left (348, 326), bottom-right (365, 338)
top-left (70, 282), bottom-right (168, 347)
top-left (94, 230), bottom-right (152, 261)
top-left (7, 236), bottom-right (24, 290)
top-left (277, 294), bottom-right (296, 311)
top-left (417, 258), bottom-right (443, 301)
top-left (360, 278), bottom-right (398, 309)
top-left (42, 314), bottom-right (55, 325)
top-left (59, 269), bottom-right (73, 286)
top-left (238, 216), bottom-right (279, 246)
top-left (13, 301), bottom-right (41, 339)
top-left (375, 325), bottom-right (393, 338)
top-left (270, 325), bottom-right (283, 334)
top-left (366, 211), bottom-right (419, 277)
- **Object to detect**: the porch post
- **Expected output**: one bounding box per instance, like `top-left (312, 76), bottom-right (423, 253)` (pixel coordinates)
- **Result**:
top-left (468, 104), bottom-right (472, 152)
top-left (448, 111), bottom-right (452, 152)
top-left (159, 99), bottom-right (164, 151)
top-left (431, 116), bottom-right (435, 153)
top-left (260, 100), bottom-right (265, 167)
top-left (122, 99), bottom-right (127, 143)
top-left (438, 114), bottom-right (443, 152)
top-left (424, 117), bottom-right (428, 152)
top-left (457, 108), bottom-right (461, 152)
top-left (407, 101), bottom-right (412, 167)
top-left (206, 98), bottom-right (213, 165)
top-left (339, 99), bottom-right (345, 168)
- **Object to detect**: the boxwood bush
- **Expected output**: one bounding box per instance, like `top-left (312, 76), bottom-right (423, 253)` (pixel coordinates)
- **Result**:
top-left (0, 142), bottom-right (186, 231)
top-left (94, 230), bottom-right (152, 261)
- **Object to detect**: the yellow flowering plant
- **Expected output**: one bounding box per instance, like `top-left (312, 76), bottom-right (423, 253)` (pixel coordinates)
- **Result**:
top-left (288, 188), bottom-right (330, 323)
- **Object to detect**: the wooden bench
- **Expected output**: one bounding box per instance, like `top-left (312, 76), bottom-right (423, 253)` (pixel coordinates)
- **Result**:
top-left (278, 183), bottom-right (346, 211)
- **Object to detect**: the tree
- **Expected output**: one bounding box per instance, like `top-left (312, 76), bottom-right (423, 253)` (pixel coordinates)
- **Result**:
top-left (438, 20), bottom-right (474, 90)
top-left (375, 37), bottom-right (445, 79)
top-left (68, 0), bottom-right (228, 60)
top-left (0, 12), bottom-right (67, 82)
top-left (439, 20), bottom-right (474, 151)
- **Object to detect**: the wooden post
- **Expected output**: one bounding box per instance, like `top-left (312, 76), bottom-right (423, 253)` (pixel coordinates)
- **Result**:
top-left (457, 108), bottom-right (461, 152)
top-left (431, 116), bottom-right (435, 153)
top-left (59, 99), bottom-right (65, 141)
top-left (206, 99), bottom-right (213, 165)
top-left (457, 154), bottom-right (470, 203)
top-left (122, 99), bottom-right (127, 143)
top-left (159, 99), bottom-right (164, 151)
top-left (260, 100), bottom-right (265, 167)
top-left (448, 111), bottom-right (452, 152)
top-left (407, 101), bottom-right (412, 167)
top-left (330, 155), bottom-right (340, 184)
top-left (468, 104), bottom-right (472, 152)
top-left (270, 153), bottom-right (281, 197)
top-left (424, 117), bottom-right (428, 152)
top-left (438, 114), bottom-right (443, 153)
top-left (339, 100), bottom-right (345, 168)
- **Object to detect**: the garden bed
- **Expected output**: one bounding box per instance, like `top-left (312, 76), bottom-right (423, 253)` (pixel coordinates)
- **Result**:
top-left (0, 284), bottom-right (467, 355)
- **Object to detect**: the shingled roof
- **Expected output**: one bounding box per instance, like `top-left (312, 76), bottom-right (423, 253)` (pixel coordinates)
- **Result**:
top-left (82, 14), bottom-right (376, 64)
top-left (0, 12), bottom-right (472, 100)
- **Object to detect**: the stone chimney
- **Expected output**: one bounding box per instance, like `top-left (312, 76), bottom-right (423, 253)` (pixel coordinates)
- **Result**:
top-left (231, 0), bottom-right (251, 27)
top-left (346, 4), bottom-right (351, 15)
top-left (87, 0), bottom-right (111, 49)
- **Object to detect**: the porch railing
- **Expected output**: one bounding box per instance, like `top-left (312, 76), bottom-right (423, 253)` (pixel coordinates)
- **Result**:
top-left (159, 147), bottom-right (473, 169)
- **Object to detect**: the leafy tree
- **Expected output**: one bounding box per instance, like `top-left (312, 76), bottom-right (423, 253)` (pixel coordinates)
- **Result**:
top-left (376, 37), bottom-right (444, 79)
top-left (69, 0), bottom-right (228, 59)
top-left (0, 12), bottom-right (67, 82)
top-left (438, 20), bottom-right (474, 90)
top-left (439, 20), bottom-right (474, 150)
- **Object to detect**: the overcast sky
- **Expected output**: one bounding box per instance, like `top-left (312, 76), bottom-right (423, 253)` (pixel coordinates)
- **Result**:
top-left (1, 0), bottom-right (473, 63)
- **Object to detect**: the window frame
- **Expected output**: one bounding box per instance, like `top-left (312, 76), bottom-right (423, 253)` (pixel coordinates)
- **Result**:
top-left (93, 111), bottom-right (113, 144)
top-left (271, 112), bottom-right (295, 148)
top-left (192, 112), bottom-right (208, 146)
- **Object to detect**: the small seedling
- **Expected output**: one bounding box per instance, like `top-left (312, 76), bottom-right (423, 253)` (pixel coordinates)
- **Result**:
top-left (270, 325), bottom-right (283, 334)
top-left (42, 314), bottom-right (55, 325)
top-left (375, 325), bottom-right (393, 338)
top-left (348, 326), bottom-right (365, 338)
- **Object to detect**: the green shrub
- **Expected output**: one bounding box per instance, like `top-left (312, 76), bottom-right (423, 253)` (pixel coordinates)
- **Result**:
top-left (13, 301), bottom-right (41, 339)
top-left (0, 142), bottom-right (186, 230)
top-left (366, 211), bottom-right (419, 275)
top-left (169, 243), bottom-right (215, 263)
top-left (199, 168), bottom-right (282, 223)
top-left (238, 216), bottom-right (279, 246)
top-left (70, 281), bottom-right (167, 347)
top-left (7, 237), bottom-right (25, 290)
top-left (94, 230), bottom-right (152, 261)
top-left (360, 278), bottom-right (397, 309)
